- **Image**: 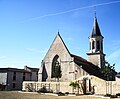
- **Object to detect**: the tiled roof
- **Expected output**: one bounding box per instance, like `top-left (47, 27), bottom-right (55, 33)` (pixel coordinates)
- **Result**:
top-left (71, 54), bottom-right (105, 80)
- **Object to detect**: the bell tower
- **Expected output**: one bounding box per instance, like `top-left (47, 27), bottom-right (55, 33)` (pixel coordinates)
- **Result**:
top-left (87, 14), bottom-right (105, 68)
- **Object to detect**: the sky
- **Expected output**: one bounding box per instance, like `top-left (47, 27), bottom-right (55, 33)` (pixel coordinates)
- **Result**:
top-left (0, 0), bottom-right (120, 72)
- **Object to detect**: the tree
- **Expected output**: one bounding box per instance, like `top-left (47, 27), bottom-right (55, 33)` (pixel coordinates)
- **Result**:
top-left (101, 61), bottom-right (117, 95)
top-left (54, 61), bottom-right (62, 82)
top-left (101, 61), bottom-right (116, 81)
top-left (69, 81), bottom-right (75, 93)
top-left (69, 81), bottom-right (79, 94)
top-left (53, 61), bottom-right (62, 93)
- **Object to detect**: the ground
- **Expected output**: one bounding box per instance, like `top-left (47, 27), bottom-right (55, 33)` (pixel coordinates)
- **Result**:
top-left (0, 91), bottom-right (119, 99)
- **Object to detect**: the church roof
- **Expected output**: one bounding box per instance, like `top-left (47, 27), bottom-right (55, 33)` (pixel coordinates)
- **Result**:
top-left (71, 54), bottom-right (105, 80)
top-left (91, 16), bottom-right (103, 38)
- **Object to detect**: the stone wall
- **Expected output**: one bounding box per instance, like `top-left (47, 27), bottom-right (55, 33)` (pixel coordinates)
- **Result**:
top-left (90, 76), bottom-right (120, 95)
top-left (23, 76), bottom-right (120, 95)
top-left (22, 81), bottom-right (73, 93)
top-left (90, 76), bottom-right (106, 95)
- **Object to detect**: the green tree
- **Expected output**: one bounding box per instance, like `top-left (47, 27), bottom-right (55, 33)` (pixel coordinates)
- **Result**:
top-left (69, 81), bottom-right (79, 93)
top-left (101, 61), bottom-right (117, 95)
top-left (101, 61), bottom-right (116, 81)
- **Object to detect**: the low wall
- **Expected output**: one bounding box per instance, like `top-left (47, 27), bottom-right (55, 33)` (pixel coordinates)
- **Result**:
top-left (22, 76), bottom-right (120, 95)
top-left (91, 76), bottom-right (120, 95)
top-left (22, 81), bottom-right (74, 93)
top-left (91, 76), bottom-right (106, 95)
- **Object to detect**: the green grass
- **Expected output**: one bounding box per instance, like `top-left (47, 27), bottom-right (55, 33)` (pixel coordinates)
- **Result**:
top-left (0, 91), bottom-right (119, 99)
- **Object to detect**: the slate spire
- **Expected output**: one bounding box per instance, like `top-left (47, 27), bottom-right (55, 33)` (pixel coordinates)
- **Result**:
top-left (91, 14), bottom-right (103, 38)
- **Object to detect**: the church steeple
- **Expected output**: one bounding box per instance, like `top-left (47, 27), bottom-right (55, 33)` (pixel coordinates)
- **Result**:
top-left (87, 14), bottom-right (105, 68)
top-left (89, 15), bottom-right (104, 53)
top-left (91, 15), bottom-right (103, 38)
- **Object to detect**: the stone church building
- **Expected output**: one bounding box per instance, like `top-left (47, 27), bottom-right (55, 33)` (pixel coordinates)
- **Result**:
top-left (38, 15), bottom-right (106, 82)
top-left (23, 16), bottom-right (120, 95)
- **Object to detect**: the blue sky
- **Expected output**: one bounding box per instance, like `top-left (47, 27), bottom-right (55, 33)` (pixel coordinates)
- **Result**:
top-left (0, 0), bottom-right (120, 72)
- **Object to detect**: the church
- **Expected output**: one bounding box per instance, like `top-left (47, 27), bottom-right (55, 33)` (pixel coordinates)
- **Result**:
top-left (38, 15), bottom-right (106, 82)
top-left (23, 15), bottom-right (120, 95)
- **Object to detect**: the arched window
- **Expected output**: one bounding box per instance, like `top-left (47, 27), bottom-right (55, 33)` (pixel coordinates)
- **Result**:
top-left (97, 41), bottom-right (100, 50)
top-left (92, 41), bottom-right (95, 49)
top-left (51, 55), bottom-right (59, 78)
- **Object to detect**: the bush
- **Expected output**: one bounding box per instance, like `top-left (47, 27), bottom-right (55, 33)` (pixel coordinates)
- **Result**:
top-left (110, 95), bottom-right (117, 98)
top-left (116, 93), bottom-right (120, 96)
top-left (37, 86), bottom-right (47, 93)
top-left (104, 94), bottom-right (111, 97)
top-left (71, 92), bottom-right (75, 94)
top-left (57, 92), bottom-right (65, 96)
top-left (37, 86), bottom-right (53, 93)
top-left (65, 92), bottom-right (69, 95)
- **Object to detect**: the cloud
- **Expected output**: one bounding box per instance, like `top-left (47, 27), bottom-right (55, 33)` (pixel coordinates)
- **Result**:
top-left (23, 0), bottom-right (120, 22)
top-left (0, 56), bottom-right (6, 59)
top-left (26, 48), bottom-right (46, 53)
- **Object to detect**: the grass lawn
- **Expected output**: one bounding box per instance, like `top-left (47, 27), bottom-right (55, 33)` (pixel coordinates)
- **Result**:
top-left (0, 91), bottom-right (119, 99)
